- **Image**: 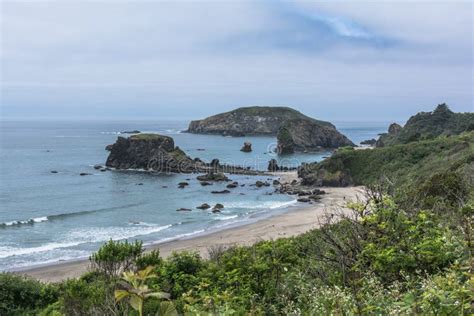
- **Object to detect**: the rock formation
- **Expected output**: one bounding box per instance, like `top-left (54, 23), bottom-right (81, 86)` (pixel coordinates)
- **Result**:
top-left (277, 119), bottom-right (355, 154)
top-left (240, 142), bottom-right (252, 152)
top-left (186, 106), bottom-right (354, 153)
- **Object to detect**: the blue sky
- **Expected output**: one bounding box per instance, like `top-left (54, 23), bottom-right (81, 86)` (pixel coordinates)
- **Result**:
top-left (1, 1), bottom-right (472, 121)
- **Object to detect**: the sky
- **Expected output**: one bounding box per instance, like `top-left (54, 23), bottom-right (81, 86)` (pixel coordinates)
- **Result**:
top-left (1, 0), bottom-right (472, 122)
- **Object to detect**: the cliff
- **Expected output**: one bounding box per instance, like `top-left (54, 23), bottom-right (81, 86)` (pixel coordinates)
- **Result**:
top-left (376, 104), bottom-right (474, 147)
top-left (186, 106), bottom-right (332, 136)
top-left (186, 106), bottom-right (353, 152)
top-left (277, 119), bottom-right (355, 153)
top-left (105, 134), bottom-right (196, 173)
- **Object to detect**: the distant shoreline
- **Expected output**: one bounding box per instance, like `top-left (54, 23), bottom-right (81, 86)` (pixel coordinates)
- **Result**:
top-left (17, 171), bottom-right (364, 282)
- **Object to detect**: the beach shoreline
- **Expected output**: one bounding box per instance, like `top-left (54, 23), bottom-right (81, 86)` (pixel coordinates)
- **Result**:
top-left (18, 175), bottom-right (365, 283)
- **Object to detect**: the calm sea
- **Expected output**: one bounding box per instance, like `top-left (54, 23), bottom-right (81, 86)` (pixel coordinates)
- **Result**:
top-left (0, 120), bottom-right (386, 270)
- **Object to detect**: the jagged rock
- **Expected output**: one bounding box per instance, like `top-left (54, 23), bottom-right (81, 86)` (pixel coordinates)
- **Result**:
top-left (273, 179), bottom-right (280, 185)
top-left (214, 203), bottom-right (224, 209)
top-left (94, 164), bottom-right (103, 170)
top-left (105, 144), bottom-right (113, 151)
top-left (360, 139), bottom-right (377, 146)
top-left (267, 159), bottom-right (279, 172)
top-left (226, 182), bottom-right (238, 189)
top-left (240, 142), bottom-right (252, 152)
top-left (197, 172), bottom-right (229, 182)
top-left (200, 181), bottom-right (212, 186)
top-left (197, 203), bottom-right (211, 210)
top-left (255, 181), bottom-right (265, 188)
top-left (277, 119), bottom-right (354, 154)
top-left (176, 208), bottom-right (192, 212)
top-left (106, 134), bottom-right (195, 173)
top-left (211, 190), bottom-right (230, 194)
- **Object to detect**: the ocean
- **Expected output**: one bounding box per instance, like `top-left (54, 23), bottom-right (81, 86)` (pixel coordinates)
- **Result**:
top-left (0, 120), bottom-right (386, 270)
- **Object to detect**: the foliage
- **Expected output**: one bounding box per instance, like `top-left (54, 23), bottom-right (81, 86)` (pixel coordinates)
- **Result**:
top-left (0, 273), bottom-right (58, 316)
top-left (115, 266), bottom-right (174, 316)
top-left (90, 239), bottom-right (144, 278)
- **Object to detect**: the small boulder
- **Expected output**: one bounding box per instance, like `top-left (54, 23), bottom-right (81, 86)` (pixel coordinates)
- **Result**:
top-left (200, 181), bottom-right (212, 186)
top-left (50, 170), bottom-right (58, 174)
top-left (94, 164), bottom-right (103, 170)
top-left (272, 179), bottom-right (280, 185)
top-left (211, 190), bottom-right (230, 194)
top-left (214, 203), bottom-right (224, 209)
top-left (197, 172), bottom-right (229, 182)
top-left (267, 159), bottom-right (279, 172)
top-left (297, 198), bottom-right (311, 203)
top-left (240, 142), bottom-right (252, 152)
top-left (178, 182), bottom-right (189, 186)
top-left (226, 183), bottom-right (238, 189)
top-left (255, 181), bottom-right (265, 188)
top-left (197, 203), bottom-right (211, 210)
top-left (176, 208), bottom-right (192, 212)
top-left (79, 173), bottom-right (91, 176)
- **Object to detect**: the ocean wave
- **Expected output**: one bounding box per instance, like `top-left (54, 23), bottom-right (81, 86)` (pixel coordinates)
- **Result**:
top-left (214, 214), bottom-right (238, 221)
top-left (0, 224), bottom-right (173, 259)
top-left (0, 216), bottom-right (49, 228)
top-left (0, 203), bottom-right (146, 228)
top-left (220, 199), bottom-right (297, 210)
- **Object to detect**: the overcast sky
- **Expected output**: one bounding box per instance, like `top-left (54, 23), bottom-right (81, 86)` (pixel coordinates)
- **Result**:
top-left (1, 0), bottom-right (472, 121)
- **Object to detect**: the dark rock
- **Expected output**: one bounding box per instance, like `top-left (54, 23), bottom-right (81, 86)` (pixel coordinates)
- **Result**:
top-left (136, 183), bottom-right (144, 185)
top-left (50, 170), bottom-right (58, 174)
top-left (105, 144), bottom-right (113, 151)
top-left (196, 203), bottom-right (211, 210)
top-left (277, 118), bottom-right (354, 154)
top-left (360, 138), bottom-right (377, 146)
top-left (240, 142), bottom-right (252, 152)
top-left (297, 198), bottom-right (311, 203)
top-left (100, 168), bottom-right (107, 172)
top-left (200, 181), bottom-right (212, 186)
top-left (106, 134), bottom-right (196, 173)
top-left (178, 182), bottom-right (189, 186)
top-left (94, 164), bottom-right (103, 170)
top-left (211, 190), bottom-right (230, 194)
top-left (79, 173), bottom-right (91, 176)
top-left (197, 172), bottom-right (229, 182)
top-left (121, 130), bottom-right (141, 134)
top-left (212, 208), bottom-right (221, 213)
top-left (226, 183), bottom-right (238, 189)
top-left (308, 195), bottom-right (322, 201)
top-left (210, 159), bottom-right (220, 168)
top-left (214, 203), bottom-right (224, 209)
top-left (273, 179), bottom-right (280, 185)
top-left (176, 208), bottom-right (192, 212)
top-left (255, 181), bottom-right (265, 188)
top-left (267, 159), bottom-right (280, 172)
top-left (162, 186), bottom-right (168, 188)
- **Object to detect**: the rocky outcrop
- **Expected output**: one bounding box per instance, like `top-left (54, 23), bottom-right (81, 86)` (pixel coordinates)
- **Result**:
top-left (187, 106), bottom-right (353, 153)
top-left (106, 134), bottom-right (264, 175)
top-left (360, 139), bottom-right (377, 146)
top-left (106, 134), bottom-right (197, 173)
top-left (186, 106), bottom-right (312, 136)
top-left (240, 142), bottom-right (252, 152)
top-left (376, 104), bottom-right (474, 147)
top-left (277, 119), bottom-right (355, 154)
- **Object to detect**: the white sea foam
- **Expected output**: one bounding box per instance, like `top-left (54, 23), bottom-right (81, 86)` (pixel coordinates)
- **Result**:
top-left (214, 214), bottom-right (238, 220)
top-left (1, 216), bottom-right (49, 227)
top-left (0, 224), bottom-right (172, 259)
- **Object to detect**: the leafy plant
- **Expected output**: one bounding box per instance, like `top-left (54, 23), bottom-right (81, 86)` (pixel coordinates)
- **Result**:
top-left (115, 266), bottom-right (175, 316)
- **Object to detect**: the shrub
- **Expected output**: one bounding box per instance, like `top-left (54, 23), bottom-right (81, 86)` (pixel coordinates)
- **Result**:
top-left (0, 273), bottom-right (58, 315)
top-left (90, 239), bottom-right (144, 278)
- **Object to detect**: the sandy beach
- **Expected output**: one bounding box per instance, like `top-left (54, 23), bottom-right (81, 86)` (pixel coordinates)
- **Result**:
top-left (19, 171), bottom-right (364, 283)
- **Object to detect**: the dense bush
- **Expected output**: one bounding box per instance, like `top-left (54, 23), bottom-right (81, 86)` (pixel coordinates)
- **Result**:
top-left (0, 273), bottom-right (58, 315)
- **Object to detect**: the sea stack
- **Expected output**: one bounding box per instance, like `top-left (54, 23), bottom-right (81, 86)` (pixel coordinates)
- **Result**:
top-left (186, 106), bottom-right (354, 153)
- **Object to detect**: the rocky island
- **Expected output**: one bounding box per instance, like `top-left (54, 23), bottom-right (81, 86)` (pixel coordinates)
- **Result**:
top-left (105, 133), bottom-right (261, 175)
top-left (186, 106), bottom-right (354, 153)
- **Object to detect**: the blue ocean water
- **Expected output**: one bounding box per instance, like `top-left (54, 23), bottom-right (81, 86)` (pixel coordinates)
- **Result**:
top-left (0, 120), bottom-right (386, 270)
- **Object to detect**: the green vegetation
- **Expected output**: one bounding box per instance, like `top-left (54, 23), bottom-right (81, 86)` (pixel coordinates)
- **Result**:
top-left (129, 133), bottom-right (172, 141)
top-left (377, 104), bottom-right (474, 147)
top-left (1, 108), bottom-right (473, 314)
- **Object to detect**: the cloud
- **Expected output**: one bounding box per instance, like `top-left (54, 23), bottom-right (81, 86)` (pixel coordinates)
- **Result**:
top-left (0, 1), bottom-right (472, 120)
